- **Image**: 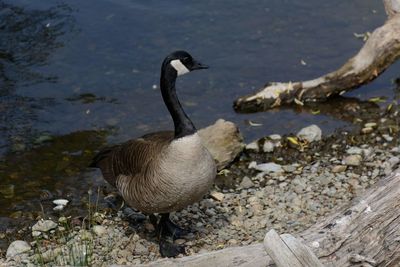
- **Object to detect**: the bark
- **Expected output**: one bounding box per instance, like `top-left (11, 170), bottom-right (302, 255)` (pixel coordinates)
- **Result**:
top-left (114, 168), bottom-right (400, 267)
top-left (234, 0), bottom-right (400, 113)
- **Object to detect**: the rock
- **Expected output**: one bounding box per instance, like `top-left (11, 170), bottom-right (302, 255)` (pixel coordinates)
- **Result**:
top-left (269, 134), bottom-right (282, 141)
top-left (53, 205), bottom-right (64, 211)
top-left (210, 191), bottom-right (224, 201)
top-left (389, 157), bottom-right (400, 168)
top-left (262, 141), bottom-right (274, 153)
top-left (92, 225), bottom-right (107, 236)
top-left (382, 134), bottom-right (393, 142)
top-left (134, 242), bottom-right (149, 256)
top-left (346, 147), bottom-right (363, 155)
top-left (296, 125), bottom-right (322, 143)
top-left (245, 141), bottom-right (259, 152)
top-left (6, 240), bottom-right (31, 258)
top-left (343, 155), bottom-right (362, 166)
top-left (282, 165), bottom-right (296, 173)
top-left (198, 119), bottom-right (244, 170)
top-left (240, 176), bottom-right (254, 189)
top-left (364, 122), bottom-right (377, 128)
top-left (251, 162), bottom-right (284, 173)
top-left (332, 165), bottom-right (347, 173)
top-left (52, 199), bottom-right (69, 206)
top-left (32, 220), bottom-right (57, 232)
top-left (32, 231), bottom-right (41, 237)
top-left (361, 127), bottom-right (373, 134)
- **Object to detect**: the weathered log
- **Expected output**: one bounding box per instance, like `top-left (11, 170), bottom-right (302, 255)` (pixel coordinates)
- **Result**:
top-left (234, 0), bottom-right (400, 113)
top-left (116, 168), bottom-right (400, 267)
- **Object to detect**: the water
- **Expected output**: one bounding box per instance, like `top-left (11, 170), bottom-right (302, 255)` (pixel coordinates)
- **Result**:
top-left (0, 0), bottom-right (398, 219)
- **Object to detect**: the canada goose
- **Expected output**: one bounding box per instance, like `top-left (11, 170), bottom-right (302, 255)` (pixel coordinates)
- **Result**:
top-left (90, 51), bottom-right (216, 257)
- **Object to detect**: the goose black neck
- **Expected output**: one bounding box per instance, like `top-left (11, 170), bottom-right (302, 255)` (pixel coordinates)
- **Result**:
top-left (160, 65), bottom-right (196, 139)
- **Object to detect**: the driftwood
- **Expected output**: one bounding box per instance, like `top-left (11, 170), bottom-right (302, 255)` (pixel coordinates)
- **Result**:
top-left (234, 0), bottom-right (400, 112)
top-left (115, 168), bottom-right (400, 267)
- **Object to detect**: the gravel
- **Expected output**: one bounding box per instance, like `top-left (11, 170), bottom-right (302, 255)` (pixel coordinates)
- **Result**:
top-left (1, 107), bottom-right (399, 266)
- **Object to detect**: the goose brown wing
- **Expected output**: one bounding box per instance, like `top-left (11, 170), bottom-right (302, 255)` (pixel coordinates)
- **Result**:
top-left (90, 131), bottom-right (174, 187)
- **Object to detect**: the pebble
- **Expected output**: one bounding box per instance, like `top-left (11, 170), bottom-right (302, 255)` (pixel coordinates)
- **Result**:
top-left (32, 220), bottom-right (57, 232)
top-left (245, 141), bottom-right (259, 152)
top-left (6, 240), bottom-right (31, 258)
top-left (263, 141), bottom-right (274, 153)
top-left (343, 155), bottom-right (362, 166)
top-left (346, 147), bottom-right (363, 155)
top-left (361, 127), bottom-right (373, 134)
top-left (92, 225), bottom-right (107, 236)
top-left (252, 162), bottom-right (283, 173)
top-left (296, 125), bottom-right (322, 143)
top-left (52, 199), bottom-right (69, 206)
top-left (240, 176), bottom-right (254, 189)
top-left (332, 165), bottom-right (347, 173)
top-left (210, 191), bottom-right (224, 201)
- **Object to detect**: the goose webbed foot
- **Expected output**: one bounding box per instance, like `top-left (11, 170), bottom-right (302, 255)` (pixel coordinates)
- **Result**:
top-left (159, 213), bottom-right (190, 239)
top-left (159, 238), bottom-right (186, 257)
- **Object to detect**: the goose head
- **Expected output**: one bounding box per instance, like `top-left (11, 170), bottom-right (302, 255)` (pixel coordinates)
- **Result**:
top-left (162, 50), bottom-right (209, 77)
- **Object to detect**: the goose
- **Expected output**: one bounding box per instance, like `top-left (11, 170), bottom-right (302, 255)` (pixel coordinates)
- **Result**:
top-left (90, 51), bottom-right (216, 257)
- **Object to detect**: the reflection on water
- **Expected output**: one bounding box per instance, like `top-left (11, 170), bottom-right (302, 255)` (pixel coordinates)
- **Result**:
top-left (0, 1), bottom-right (75, 154)
top-left (0, 0), bottom-right (398, 223)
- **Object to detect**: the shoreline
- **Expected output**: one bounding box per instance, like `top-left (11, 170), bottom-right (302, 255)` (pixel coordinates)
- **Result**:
top-left (1, 103), bottom-right (399, 266)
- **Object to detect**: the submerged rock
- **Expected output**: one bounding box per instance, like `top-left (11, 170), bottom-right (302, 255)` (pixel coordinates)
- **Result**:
top-left (6, 240), bottom-right (31, 258)
top-left (198, 119), bottom-right (244, 170)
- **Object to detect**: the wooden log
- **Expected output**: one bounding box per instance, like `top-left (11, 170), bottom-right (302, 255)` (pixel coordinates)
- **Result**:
top-left (263, 230), bottom-right (323, 267)
top-left (233, 0), bottom-right (400, 112)
top-left (117, 168), bottom-right (400, 267)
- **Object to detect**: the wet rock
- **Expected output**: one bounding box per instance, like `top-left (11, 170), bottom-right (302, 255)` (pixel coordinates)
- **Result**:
top-left (382, 134), bottom-right (393, 142)
top-left (6, 240), bottom-right (31, 258)
top-left (32, 220), bottom-right (57, 232)
top-left (198, 119), bottom-right (244, 170)
top-left (343, 155), bottom-right (362, 166)
top-left (240, 176), bottom-right (254, 189)
top-left (297, 125), bottom-right (322, 143)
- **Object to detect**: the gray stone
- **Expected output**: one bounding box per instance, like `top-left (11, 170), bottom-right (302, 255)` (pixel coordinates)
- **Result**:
top-left (32, 220), bottom-right (57, 232)
top-left (245, 141), bottom-right (259, 152)
top-left (262, 141), bottom-right (274, 153)
top-left (382, 134), bottom-right (393, 142)
top-left (240, 176), bottom-right (254, 189)
top-left (346, 147), bottom-right (363, 155)
top-left (6, 240), bottom-right (31, 258)
top-left (198, 119), bottom-right (244, 170)
top-left (332, 165), bottom-right (347, 173)
top-left (389, 157), bottom-right (400, 167)
top-left (92, 225), bottom-right (107, 236)
top-left (343, 155), bottom-right (362, 166)
top-left (210, 191), bottom-right (224, 201)
top-left (252, 162), bottom-right (283, 173)
top-left (296, 125), bottom-right (322, 143)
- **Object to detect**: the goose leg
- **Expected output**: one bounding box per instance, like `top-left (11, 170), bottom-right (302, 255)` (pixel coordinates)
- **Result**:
top-left (156, 214), bottom-right (186, 257)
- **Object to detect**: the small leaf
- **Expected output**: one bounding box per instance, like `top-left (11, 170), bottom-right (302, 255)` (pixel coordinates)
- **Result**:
top-left (368, 96), bottom-right (386, 103)
top-left (311, 109), bottom-right (320, 115)
top-left (287, 136), bottom-right (299, 145)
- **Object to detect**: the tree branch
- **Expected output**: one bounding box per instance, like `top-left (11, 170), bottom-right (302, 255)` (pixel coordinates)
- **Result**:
top-left (234, 0), bottom-right (400, 113)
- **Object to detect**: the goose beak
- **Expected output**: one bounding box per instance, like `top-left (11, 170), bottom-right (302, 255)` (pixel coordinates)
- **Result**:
top-left (192, 60), bottom-right (209, 70)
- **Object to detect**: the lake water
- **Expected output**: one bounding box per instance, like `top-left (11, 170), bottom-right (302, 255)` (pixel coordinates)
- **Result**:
top-left (0, 0), bottom-right (398, 220)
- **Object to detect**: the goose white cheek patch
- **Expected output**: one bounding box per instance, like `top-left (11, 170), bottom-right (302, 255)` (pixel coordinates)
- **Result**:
top-left (170, 59), bottom-right (190, 76)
